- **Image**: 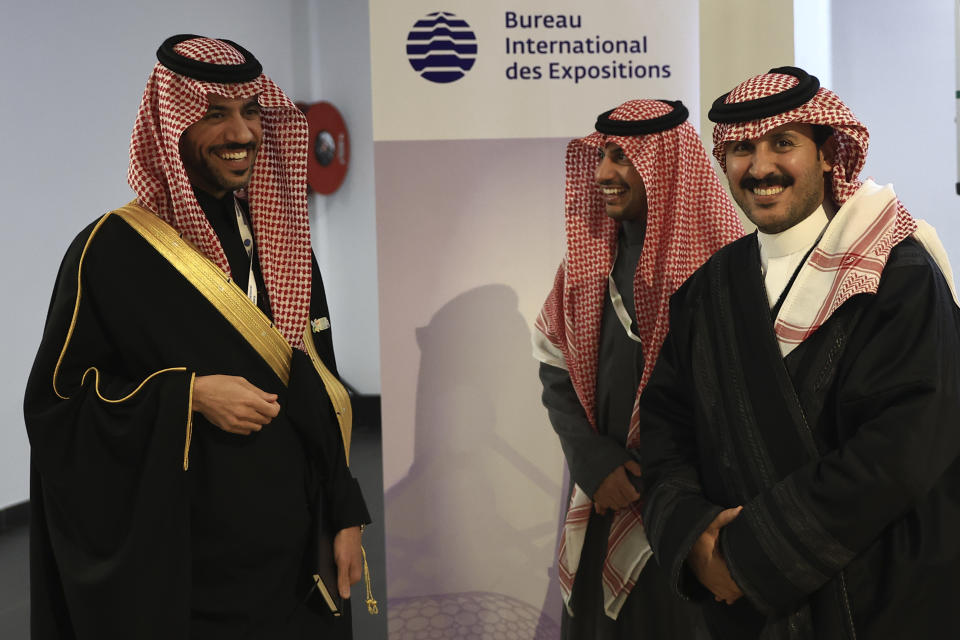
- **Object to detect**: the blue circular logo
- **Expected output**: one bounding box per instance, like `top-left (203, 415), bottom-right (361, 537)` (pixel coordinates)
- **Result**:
top-left (406, 11), bottom-right (477, 83)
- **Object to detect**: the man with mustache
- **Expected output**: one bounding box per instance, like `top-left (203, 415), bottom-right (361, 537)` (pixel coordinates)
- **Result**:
top-left (639, 66), bottom-right (960, 639)
top-left (24, 35), bottom-right (370, 639)
top-left (533, 99), bottom-right (742, 638)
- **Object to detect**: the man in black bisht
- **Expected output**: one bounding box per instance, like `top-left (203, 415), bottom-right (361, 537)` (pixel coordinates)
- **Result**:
top-left (638, 66), bottom-right (960, 639)
top-left (24, 35), bottom-right (370, 639)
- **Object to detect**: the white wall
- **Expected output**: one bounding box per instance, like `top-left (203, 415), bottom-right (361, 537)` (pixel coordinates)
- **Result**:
top-left (793, 0), bottom-right (832, 88)
top-left (0, 1), bottom-right (300, 510)
top-left (828, 0), bottom-right (959, 261)
top-left (299, 0), bottom-right (381, 394)
top-left (699, 0), bottom-right (795, 230)
top-left (699, 0), bottom-right (796, 140)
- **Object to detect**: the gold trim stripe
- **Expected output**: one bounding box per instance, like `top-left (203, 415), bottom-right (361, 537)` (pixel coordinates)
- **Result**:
top-left (52, 213), bottom-right (111, 401)
top-left (50, 208), bottom-right (192, 470)
top-left (52, 211), bottom-right (188, 404)
top-left (302, 326), bottom-right (353, 464)
top-left (77, 366), bottom-right (188, 404)
top-left (185, 373), bottom-right (196, 471)
top-left (113, 203), bottom-right (293, 385)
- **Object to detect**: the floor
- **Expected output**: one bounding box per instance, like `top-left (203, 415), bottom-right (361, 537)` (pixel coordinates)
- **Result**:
top-left (0, 523), bottom-right (27, 639)
top-left (0, 424), bottom-right (386, 640)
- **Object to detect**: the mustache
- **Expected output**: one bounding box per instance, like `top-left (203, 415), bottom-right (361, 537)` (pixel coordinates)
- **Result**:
top-left (740, 175), bottom-right (793, 190)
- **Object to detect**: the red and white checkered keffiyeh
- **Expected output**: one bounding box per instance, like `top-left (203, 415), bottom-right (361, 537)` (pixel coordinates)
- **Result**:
top-left (711, 70), bottom-right (918, 354)
top-left (128, 36), bottom-right (311, 349)
top-left (534, 100), bottom-right (743, 617)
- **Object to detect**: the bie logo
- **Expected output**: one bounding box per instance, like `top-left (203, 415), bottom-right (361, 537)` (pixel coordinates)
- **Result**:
top-left (406, 11), bottom-right (477, 83)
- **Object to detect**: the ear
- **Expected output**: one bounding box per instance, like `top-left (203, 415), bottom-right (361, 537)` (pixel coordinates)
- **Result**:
top-left (818, 135), bottom-right (837, 172)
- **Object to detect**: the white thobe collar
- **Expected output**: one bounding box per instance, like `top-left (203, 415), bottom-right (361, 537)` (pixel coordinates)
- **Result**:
top-left (757, 205), bottom-right (830, 272)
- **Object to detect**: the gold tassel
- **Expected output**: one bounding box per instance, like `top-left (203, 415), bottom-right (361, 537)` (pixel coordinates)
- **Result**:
top-left (361, 543), bottom-right (378, 614)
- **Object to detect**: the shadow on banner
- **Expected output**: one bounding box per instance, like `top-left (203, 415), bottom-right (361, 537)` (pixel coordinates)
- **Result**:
top-left (384, 284), bottom-right (565, 638)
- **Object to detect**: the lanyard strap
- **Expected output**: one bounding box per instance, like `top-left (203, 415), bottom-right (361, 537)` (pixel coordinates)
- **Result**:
top-left (233, 196), bottom-right (258, 306)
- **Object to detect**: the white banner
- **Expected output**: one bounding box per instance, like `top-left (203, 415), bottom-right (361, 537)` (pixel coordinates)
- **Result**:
top-left (371, 0), bottom-right (699, 141)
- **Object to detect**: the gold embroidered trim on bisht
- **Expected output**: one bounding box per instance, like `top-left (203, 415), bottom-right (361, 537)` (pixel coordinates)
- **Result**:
top-left (302, 325), bottom-right (353, 463)
top-left (113, 202), bottom-right (293, 385)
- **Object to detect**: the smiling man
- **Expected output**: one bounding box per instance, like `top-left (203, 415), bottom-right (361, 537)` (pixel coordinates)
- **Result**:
top-left (533, 99), bottom-right (742, 639)
top-left (24, 35), bottom-right (370, 639)
top-left (639, 66), bottom-right (960, 639)
top-left (178, 94), bottom-right (263, 198)
top-left (725, 122), bottom-right (833, 235)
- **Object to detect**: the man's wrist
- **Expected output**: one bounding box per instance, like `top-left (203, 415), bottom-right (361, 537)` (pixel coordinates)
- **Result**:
top-left (579, 446), bottom-right (634, 498)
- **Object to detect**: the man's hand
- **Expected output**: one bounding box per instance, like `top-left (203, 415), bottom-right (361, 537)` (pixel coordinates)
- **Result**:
top-left (192, 375), bottom-right (280, 435)
top-left (333, 525), bottom-right (363, 599)
top-left (687, 506), bottom-right (744, 604)
top-left (593, 460), bottom-right (643, 514)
